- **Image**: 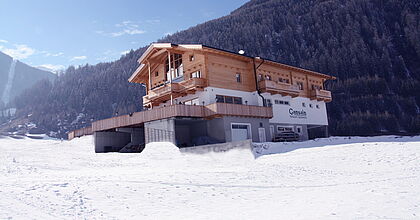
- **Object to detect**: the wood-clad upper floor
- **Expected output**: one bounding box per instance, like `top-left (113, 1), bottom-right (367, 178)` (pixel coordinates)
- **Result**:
top-left (129, 43), bottom-right (336, 106)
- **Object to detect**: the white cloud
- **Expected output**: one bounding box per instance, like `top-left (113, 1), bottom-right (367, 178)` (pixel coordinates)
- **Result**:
top-left (40, 51), bottom-right (64, 57)
top-left (96, 20), bottom-right (146, 37)
top-left (37, 64), bottom-right (65, 73)
top-left (145, 19), bottom-right (160, 24)
top-left (70, 55), bottom-right (87, 61)
top-left (2, 44), bottom-right (35, 60)
top-left (0, 39), bottom-right (8, 43)
top-left (120, 50), bottom-right (130, 55)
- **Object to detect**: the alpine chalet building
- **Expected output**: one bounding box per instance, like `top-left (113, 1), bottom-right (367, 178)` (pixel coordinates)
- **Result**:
top-left (75, 43), bottom-right (335, 152)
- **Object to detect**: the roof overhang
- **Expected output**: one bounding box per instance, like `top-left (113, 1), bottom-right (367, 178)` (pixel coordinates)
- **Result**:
top-left (128, 43), bottom-right (203, 83)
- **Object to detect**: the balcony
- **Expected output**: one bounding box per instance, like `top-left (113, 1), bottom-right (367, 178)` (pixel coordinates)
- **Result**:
top-left (310, 89), bottom-right (332, 102)
top-left (143, 78), bottom-right (207, 105)
top-left (258, 80), bottom-right (300, 97)
top-left (92, 103), bottom-right (273, 132)
top-left (179, 78), bottom-right (207, 93)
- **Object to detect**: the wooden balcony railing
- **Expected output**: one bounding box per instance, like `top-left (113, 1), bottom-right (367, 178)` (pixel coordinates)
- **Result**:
top-left (143, 78), bottom-right (207, 105)
top-left (258, 80), bottom-right (300, 97)
top-left (68, 126), bottom-right (92, 140)
top-left (310, 89), bottom-right (332, 102)
top-left (91, 103), bottom-right (272, 132)
top-left (179, 78), bottom-right (207, 91)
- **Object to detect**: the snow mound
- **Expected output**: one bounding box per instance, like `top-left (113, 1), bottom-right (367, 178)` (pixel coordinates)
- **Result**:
top-left (140, 142), bottom-right (182, 160)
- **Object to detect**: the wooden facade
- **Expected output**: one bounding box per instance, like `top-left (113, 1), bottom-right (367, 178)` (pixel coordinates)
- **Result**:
top-left (129, 43), bottom-right (335, 107)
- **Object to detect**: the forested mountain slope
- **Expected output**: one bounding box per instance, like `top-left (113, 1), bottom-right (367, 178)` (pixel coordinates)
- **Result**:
top-left (0, 52), bottom-right (55, 109)
top-left (11, 0), bottom-right (420, 137)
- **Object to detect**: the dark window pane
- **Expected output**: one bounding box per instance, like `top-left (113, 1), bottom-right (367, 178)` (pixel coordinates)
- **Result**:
top-left (216, 95), bottom-right (224, 103)
top-left (225, 96), bottom-right (233, 103)
top-left (234, 97), bottom-right (242, 104)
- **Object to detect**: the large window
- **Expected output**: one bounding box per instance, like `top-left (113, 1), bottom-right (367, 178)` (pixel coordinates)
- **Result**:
top-left (165, 53), bottom-right (183, 80)
top-left (216, 95), bottom-right (243, 105)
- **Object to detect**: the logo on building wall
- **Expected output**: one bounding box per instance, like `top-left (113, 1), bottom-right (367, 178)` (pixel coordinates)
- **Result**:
top-left (289, 108), bottom-right (307, 119)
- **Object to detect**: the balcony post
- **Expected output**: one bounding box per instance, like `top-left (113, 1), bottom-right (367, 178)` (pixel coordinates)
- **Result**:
top-left (167, 51), bottom-right (173, 105)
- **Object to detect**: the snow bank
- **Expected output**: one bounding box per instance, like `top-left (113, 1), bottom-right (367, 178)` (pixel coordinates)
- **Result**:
top-left (0, 135), bottom-right (419, 219)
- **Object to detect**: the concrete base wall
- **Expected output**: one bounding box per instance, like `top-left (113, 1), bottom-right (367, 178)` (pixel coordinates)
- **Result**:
top-left (94, 131), bottom-right (131, 153)
top-left (116, 127), bottom-right (145, 145)
top-left (144, 118), bottom-right (176, 144)
top-left (222, 116), bottom-right (271, 143)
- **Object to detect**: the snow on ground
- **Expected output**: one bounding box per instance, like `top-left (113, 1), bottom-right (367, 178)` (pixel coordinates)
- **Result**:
top-left (0, 135), bottom-right (419, 219)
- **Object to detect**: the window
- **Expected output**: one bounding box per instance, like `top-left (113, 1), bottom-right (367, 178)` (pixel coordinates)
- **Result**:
top-left (258, 74), bottom-right (263, 82)
top-left (233, 97), bottom-right (243, 105)
top-left (277, 126), bottom-right (294, 132)
top-left (216, 95), bottom-right (224, 103)
top-left (165, 53), bottom-right (183, 80)
top-left (189, 55), bottom-right (194, 61)
top-left (225, 96), bottom-right (233, 104)
top-left (279, 78), bottom-right (289, 84)
top-left (232, 124), bottom-right (249, 129)
top-left (302, 102), bottom-right (306, 107)
top-left (309, 104), bottom-right (313, 108)
top-left (191, 70), bottom-right (201, 78)
top-left (274, 99), bottom-right (290, 105)
top-left (265, 75), bottom-right (271, 80)
top-left (265, 99), bottom-right (272, 107)
top-left (236, 73), bottom-right (241, 83)
top-left (155, 71), bottom-right (159, 77)
top-left (184, 98), bottom-right (199, 105)
top-left (296, 81), bottom-right (304, 90)
top-left (216, 95), bottom-right (243, 105)
top-left (316, 104), bottom-right (320, 109)
top-left (311, 84), bottom-right (321, 90)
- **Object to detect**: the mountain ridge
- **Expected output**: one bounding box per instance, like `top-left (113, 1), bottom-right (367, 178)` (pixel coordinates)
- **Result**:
top-left (7, 0), bottom-right (420, 137)
top-left (0, 51), bottom-right (56, 109)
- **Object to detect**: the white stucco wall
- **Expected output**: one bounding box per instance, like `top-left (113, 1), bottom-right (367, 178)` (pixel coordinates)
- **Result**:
top-left (259, 93), bottom-right (329, 126)
top-left (154, 86), bottom-right (329, 126)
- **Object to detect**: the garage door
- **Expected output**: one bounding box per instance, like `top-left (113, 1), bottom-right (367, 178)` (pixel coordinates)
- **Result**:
top-left (231, 124), bottom-right (250, 141)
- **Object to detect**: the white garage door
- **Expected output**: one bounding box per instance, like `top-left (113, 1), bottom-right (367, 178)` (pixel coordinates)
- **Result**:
top-left (231, 124), bottom-right (250, 141)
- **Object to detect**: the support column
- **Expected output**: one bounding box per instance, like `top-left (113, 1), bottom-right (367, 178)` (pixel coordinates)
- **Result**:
top-left (167, 51), bottom-right (173, 105)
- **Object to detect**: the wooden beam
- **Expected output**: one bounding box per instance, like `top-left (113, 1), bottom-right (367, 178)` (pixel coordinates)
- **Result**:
top-left (147, 61), bottom-right (152, 91)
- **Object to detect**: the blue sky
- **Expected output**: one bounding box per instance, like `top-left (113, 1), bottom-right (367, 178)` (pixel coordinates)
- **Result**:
top-left (0, 0), bottom-right (248, 72)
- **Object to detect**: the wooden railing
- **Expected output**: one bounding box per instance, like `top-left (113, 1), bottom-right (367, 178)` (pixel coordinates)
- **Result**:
top-left (67, 126), bottom-right (92, 140)
top-left (91, 103), bottom-right (272, 132)
top-left (258, 80), bottom-right (300, 97)
top-left (205, 103), bottom-right (273, 118)
top-left (310, 89), bottom-right (332, 102)
top-left (143, 78), bottom-right (207, 105)
top-left (179, 78), bottom-right (207, 91)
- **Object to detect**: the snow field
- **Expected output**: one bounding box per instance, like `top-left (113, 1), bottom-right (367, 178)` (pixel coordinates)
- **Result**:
top-left (0, 135), bottom-right (419, 219)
